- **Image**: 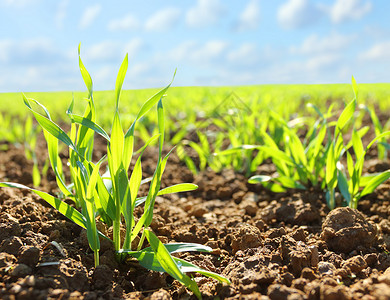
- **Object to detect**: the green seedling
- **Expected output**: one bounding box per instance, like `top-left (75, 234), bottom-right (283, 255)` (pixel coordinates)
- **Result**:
top-left (218, 111), bottom-right (331, 192)
top-left (23, 116), bottom-right (45, 187)
top-left (0, 45), bottom-right (229, 299)
top-left (336, 128), bottom-right (390, 209)
top-left (360, 104), bottom-right (390, 160)
top-left (326, 77), bottom-right (390, 209)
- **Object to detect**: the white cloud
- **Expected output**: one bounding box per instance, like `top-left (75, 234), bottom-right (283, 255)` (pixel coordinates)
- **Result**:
top-left (0, 38), bottom-right (58, 65)
top-left (227, 43), bottom-right (259, 66)
top-left (235, 0), bottom-right (260, 31)
top-left (145, 8), bottom-right (181, 31)
top-left (291, 32), bottom-right (356, 55)
top-left (56, 0), bottom-right (69, 29)
top-left (359, 41), bottom-right (390, 61)
top-left (171, 40), bottom-right (228, 64)
top-left (79, 4), bottom-right (101, 29)
top-left (306, 53), bottom-right (341, 71)
top-left (277, 0), bottom-right (323, 29)
top-left (329, 0), bottom-right (372, 24)
top-left (186, 0), bottom-right (225, 28)
top-left (0, 0), bottom-right (39, 7)
top-left (124, 38), bottom-right (144, 59)
top-left (84, 41), bottom-right (120, 61)
top-left (108, 14), bottom-right (139, 31)
top-left (83, 39), bottom-right (145, 63)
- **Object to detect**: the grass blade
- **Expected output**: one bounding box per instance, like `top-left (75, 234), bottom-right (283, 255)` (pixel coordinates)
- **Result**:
top-left (0, 182), bottom-right (86, 228)
top-left (360, 170), bottom-right (390, 198)
top-left (78, 44), bottom-right (93, 98)
top-left (144, 230), bottom-right (201, 299)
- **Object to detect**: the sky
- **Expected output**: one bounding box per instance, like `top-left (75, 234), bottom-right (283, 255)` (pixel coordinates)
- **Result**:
top-left (0, 0), bottom-right (389, 92)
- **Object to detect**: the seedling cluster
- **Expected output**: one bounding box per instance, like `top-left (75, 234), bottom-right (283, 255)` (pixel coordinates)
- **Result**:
top-left (0, 46), bottom-right (229, 299)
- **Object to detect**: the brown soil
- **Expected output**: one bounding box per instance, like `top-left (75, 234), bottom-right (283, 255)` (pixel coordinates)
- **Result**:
top-left (1, 138), bottom-right (390, 300)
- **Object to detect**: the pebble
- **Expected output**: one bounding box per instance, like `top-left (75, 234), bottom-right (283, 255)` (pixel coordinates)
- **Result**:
top-left (318, 261), bottom-right (336, 276)
top-left (10, 263), bottom-right (32, 277)
top-left (342, 255), bottom-right (367, 273)
top-left (18, 246), bottom-right (40, 267)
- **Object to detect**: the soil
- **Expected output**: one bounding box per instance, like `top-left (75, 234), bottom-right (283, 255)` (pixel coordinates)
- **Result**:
top-left (1, 135), bottom-right (390, 300)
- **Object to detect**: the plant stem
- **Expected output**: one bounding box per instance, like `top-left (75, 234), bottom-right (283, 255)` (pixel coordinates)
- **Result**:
top-left (113, 204), bottom-right (121, 252)
top-left (94, 250), bottom-right (99, 267)
top-left (137, 230), bottom-right (146, 251)
top-left (350, 197), bottom-right (358, 209)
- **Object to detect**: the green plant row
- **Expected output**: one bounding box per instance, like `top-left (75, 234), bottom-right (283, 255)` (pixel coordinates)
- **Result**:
top-left (214, 77), bottom-right (390, 210)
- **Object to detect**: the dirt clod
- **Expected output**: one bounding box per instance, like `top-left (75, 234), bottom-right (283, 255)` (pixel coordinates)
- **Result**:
top-left (321, 207), bottom-right (378, 253)
top-left (18, 246), bottom-right (40, 266)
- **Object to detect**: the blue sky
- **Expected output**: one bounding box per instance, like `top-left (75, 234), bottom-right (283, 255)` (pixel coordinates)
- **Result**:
top-left (0, 0), bottom-right (389, 92)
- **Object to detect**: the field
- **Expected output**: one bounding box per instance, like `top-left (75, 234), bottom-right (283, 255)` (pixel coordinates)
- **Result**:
top-left (1, 77), bottom-right (390, 299)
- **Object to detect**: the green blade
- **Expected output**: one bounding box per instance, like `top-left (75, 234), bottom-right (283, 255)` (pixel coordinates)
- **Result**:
top-left (0, 182), bottom-right (86, 228)
top-left (134, 183), bottom-right (199, 208)
top-left (67, 113), bottom-right (110, 142)
top-left (337, 166), bottom-right (351, 205)
top-left (23, 96), bottom-right (79, 155)
top-left (352, 128), bottom-right (364, 159)
top-left (119, 243), bottom-right (230, 284)
top-left (359, 170), bottom-right (390, 199)
top-left (78, 44), bottom-right (93, 98)
top-left (144, 230), bottom-right (201, 299)
top-left (248, 175), bottom-right (272, 184)
top-left (115, 54), bottom-right (128, 109)
top-left (110, 111), bottom-right (124, 174)
top-left (119, 242), bottom-right (212, 255)
top-left (335, 98), bottom-right (356, 137)
top-left (123, 70), bottom-right (176, 171)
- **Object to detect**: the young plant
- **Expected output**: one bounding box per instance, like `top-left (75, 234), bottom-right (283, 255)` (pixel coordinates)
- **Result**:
top-left (325, 77), bottom-right (390, 209)
top-left (23, 116), bottom-right (47, 187)
top-left (360, 104), bottom-right (390, 160)
top-left (218, 110), bottom-right (331, 192)
top-left (336, 129), bottom-right (390, 209)
top-left (0, 46), bottom-right (229, 299)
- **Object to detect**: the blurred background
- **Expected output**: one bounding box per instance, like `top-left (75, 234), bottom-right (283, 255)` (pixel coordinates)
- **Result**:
top-left (0, 0), bottom-right (388, 92)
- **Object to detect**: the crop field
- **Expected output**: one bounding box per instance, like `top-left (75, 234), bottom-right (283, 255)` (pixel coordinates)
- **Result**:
top-left (2, 55), bottom-right (390, 299)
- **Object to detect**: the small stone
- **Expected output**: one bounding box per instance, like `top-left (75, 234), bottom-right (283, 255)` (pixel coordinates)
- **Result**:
top-left (379, 219), bottom-right (390, 234)
top-left (50, 289), bottom-right (70, 298)
top-left (150, 289), bottom-right (172, 300)
top-left (189, 206), bottom-right (208, 218)
top-left (268, 283), bottom-right (305, 300)
top-left (292, 228), bottom-right (307, 242)
top-left (230, 224), bottom-right (262, 254)
top-left (320, 284), bottom-right (352, 300)
top-left (318, 261), bottom-right (336, 276)
top-left (301, 267), bottom-right (318, 281)
top-left (335, 268), bottom-right (350, 278)
top-left (10, 263), bottom-right (32, 277)
top-left (239, 200), bottom-right (258, 216)
top-left (18, 246), bottom-right (40, 267)
top-left (364, 253), bottom-right (378, 267)
top-left (309, 246), bottom-right (319, 267)
top-left (69, 291), bottom-right (83, 300)
top-left (0, 236), bottom-right (23, 256)
top-left (9, 284), bottom-right (22, 294)
top-left (342, 255), bottom-right (367, 273)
